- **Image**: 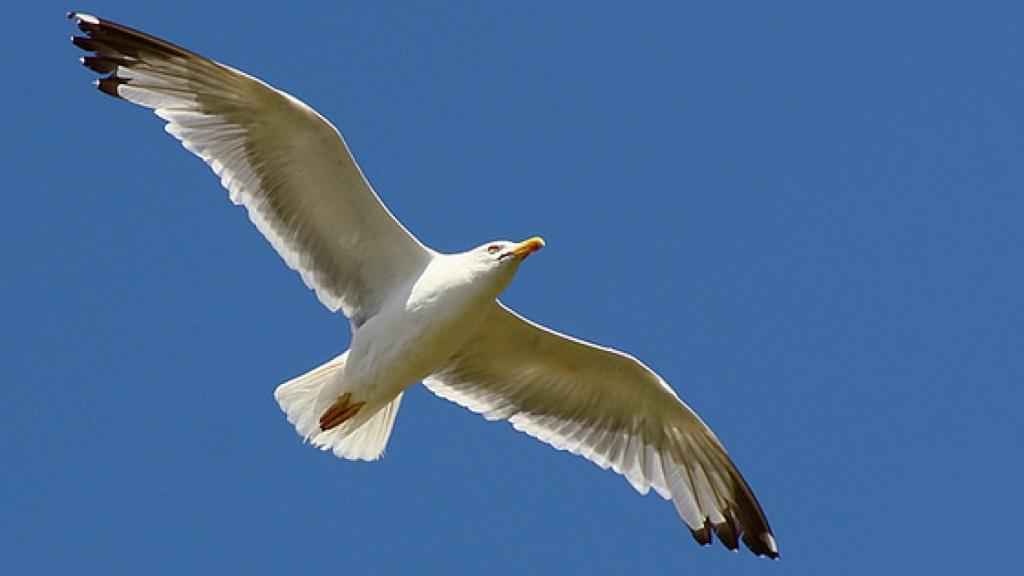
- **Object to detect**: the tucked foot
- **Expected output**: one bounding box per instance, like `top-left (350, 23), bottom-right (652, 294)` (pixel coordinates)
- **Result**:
top-left (319, 392), bottom-right (366, 431)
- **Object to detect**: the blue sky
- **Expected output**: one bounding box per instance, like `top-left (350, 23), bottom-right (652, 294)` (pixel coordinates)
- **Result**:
top-left (3, 1), bottom-right (1021, 574)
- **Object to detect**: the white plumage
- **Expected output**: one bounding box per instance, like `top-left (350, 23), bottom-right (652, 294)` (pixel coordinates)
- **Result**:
top-left (70, 12), bottom-right (778, 558)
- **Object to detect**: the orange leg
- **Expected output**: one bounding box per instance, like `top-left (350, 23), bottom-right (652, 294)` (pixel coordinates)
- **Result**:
top-left (319, 392), bottom-right (367, 431)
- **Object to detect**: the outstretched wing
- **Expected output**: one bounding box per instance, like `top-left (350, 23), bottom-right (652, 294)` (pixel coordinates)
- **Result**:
top-left (70, 13), bottom-right (432, 323)
top-left (423, 302), bottom-right (778, 558)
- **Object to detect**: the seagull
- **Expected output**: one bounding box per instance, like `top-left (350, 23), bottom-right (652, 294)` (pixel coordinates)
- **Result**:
top-left (69, 12), bottom-right (778, 558)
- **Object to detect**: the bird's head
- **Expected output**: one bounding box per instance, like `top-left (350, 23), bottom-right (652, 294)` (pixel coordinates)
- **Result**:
top-left (476, 236), bottom-right (546, 270)
top-left (423, 237), bottom-right (546, 308)
top-left (455, 236), bottom-right (546, 292)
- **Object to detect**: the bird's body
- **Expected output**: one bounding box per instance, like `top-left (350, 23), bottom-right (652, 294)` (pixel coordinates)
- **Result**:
top-left (69, 11), bottom-right (779, 558)
top-left (312, 249), bottom-right (522, 431)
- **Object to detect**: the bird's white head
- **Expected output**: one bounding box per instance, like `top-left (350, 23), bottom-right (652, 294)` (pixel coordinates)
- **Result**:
top-left (482, 236), bottom-right (545, 263)
top-left (417, 236), bottom-right (546, 315)
top-left (475, 236), bottom-right (546, 271)
top-left (453, 236), bottom-right (546, 294)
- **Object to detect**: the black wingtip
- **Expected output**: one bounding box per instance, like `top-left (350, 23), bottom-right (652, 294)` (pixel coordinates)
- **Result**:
top-left (690, 514), bottom-right (779, 559)
top-left (81, 55), bottom-right (117, 74)
top-left (96, 76), bottom-right (127, 98)
top-left (68, 13), bottom-right (132, 101)
top-left (714, 520), bottom-right (740, 551)
top-left (742, 530), bottom-right (780, 559)
top-left (689, 520), bottom-right (713, 546)
top-left (72, 35), bottom-right (98, 51)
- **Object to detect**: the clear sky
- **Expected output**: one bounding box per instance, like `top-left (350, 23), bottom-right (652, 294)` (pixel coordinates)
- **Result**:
top-left (3, 1), bottom-right (1021, 574)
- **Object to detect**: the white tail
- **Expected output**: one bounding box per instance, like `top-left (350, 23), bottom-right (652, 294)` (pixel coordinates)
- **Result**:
top-left (274, 352), bottom-right (403, 461)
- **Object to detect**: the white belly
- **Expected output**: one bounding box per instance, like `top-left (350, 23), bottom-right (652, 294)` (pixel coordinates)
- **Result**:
top-left (321, 271), bottom-right (501, 412)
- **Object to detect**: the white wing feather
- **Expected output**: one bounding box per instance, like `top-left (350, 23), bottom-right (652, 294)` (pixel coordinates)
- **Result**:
top-left (71, 13), bottom-right (432, 323)
top-left (424, 302), bottom-right (778, 557)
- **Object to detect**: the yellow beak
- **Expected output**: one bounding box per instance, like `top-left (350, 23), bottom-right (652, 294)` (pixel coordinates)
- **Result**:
top-left (509, 236), bottom-right (546, 259)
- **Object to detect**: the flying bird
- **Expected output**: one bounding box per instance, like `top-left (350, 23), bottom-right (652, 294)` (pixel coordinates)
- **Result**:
top-left (69, 12), bottom-right (778, 558)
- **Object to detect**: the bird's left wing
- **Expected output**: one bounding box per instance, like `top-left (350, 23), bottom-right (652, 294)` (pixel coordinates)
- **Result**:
top-left (69, 13), bottom-right (432, 323)
top-left (423, 302), bottom-right (778, 558)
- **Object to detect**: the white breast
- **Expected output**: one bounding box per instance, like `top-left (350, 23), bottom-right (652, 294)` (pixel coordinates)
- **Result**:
top-left (318, 254), bottom-right (508, 412)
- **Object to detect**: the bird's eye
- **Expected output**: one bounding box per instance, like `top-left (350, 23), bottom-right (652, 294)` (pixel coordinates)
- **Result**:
top-left (487, 244), bottom-right (502, 254)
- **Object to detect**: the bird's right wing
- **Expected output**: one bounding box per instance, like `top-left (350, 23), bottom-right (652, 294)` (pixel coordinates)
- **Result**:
top-left (70, 13), bottom-right (432, 324)
top-left (424, 302), bottom-right (777, 557)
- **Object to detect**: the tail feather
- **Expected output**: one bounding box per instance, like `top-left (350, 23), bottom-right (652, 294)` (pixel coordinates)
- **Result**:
top-left (274, 352), bottom-right (403, 461)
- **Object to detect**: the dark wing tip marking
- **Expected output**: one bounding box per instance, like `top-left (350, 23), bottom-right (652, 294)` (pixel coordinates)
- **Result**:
top-left (71, 35), bottom-right (100, 52)
top-left (96, 76), bottom-right (128, 98)
top-left (744, 530), bottom-right (780, 560)
top-left (689, 520), bottom-right (713, 546)
top-left (690, 514), bottom-right (779, 558)
top-left (69, 11), bottom-right (202, 101)
top-left (70, 13), bottom-right (129, 101)
top-left (80, 55), bottom-right (117, 74)
top-left (717, 452), bottom-right (780, 558)
top-left (69, 12), bottom-right (197, 58)
top-left (715, 519), bottom-right (740, 551)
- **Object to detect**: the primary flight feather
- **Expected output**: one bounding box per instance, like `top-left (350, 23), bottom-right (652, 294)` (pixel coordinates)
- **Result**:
top-left (69, 12), bottom-right (778, 558)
